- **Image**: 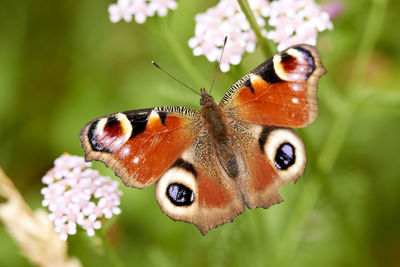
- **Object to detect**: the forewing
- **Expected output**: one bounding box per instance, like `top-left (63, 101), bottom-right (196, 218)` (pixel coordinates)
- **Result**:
top-left (79, 107), bottom-right (201, 188)
top-left (220, 45), bottom-right (326, 128)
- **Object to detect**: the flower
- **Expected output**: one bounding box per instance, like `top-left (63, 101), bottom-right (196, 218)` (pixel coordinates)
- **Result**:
top-left (78, 215), bottom-right (101, 237)
top-left (41, 154), bottom-right (122, 240)
top-left (188, 0), bottom-right (269, 72)
top-left (189, 0), bottom-right (332, 71)
top-left (108, 0), bottom-right (177, 24)
top-left (266, 0), bottom-right (333, 51)
top-left (55, 221), bottom-right (77, 241)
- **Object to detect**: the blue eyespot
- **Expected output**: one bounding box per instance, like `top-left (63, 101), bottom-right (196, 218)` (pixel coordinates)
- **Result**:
top-left (166, 183), bottom-right (194, 206)
top-left (274, 143), bottom-right (295, 170)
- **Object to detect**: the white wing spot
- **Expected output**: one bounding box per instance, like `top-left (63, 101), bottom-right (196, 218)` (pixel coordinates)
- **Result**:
top-left (290, 83), bottom-right (302, 91)
top-left (133, 157), bottom-right (139, 164)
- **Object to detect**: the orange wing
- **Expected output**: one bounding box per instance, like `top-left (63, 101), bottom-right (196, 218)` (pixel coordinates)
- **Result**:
top-left (220, 45), bottom-right (326, 128)
top-left (79, 107), bottom-right (201, 188)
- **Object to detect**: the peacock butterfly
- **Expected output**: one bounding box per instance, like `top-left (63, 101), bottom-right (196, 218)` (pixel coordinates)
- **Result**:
top-left (79, 44), bottom-right (326, 235)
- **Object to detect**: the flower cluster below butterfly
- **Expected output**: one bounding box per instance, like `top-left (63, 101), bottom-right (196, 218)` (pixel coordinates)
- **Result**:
top-left (80, 44), bottom-right (326, 235)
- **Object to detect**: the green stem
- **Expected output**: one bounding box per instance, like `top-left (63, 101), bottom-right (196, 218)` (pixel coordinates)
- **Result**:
top-left (237, 0), bottom-right (275, 57)
top-left (99, 230), bottom-right (125, 267)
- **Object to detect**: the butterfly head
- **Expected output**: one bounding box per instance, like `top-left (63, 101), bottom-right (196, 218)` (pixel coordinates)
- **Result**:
top-left (199, 88), bottom-right (215, 108)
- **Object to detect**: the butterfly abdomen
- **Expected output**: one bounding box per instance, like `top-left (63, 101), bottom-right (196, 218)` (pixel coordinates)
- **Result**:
top-left (215, 140), bottom-right (239, 179)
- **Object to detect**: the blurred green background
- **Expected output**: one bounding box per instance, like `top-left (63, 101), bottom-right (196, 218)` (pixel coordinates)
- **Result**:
top-left (0, 0), bottom-right (399, 266)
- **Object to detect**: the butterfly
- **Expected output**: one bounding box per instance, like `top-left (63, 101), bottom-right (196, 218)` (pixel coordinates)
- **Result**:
top-left (79, 44), bottom-right (326, 235)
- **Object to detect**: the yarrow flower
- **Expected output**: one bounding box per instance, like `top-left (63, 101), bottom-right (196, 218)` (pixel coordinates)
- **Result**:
top-left (189, 0), bottom-right (269, 72)
top-left (266, 0), bottom-right (333, 51)
top-left (189, 0), bottom-right (332, 71)
top-left (108, 0), bottom-right (177, 24)
top-left (41, 154), bottom-right (122, 241)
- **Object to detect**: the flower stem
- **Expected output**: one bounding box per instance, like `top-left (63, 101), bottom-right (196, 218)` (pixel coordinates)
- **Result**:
top-left (99, 230), bottom-right (125, 267)
top-left (237, 0), bottom-right (275, 57)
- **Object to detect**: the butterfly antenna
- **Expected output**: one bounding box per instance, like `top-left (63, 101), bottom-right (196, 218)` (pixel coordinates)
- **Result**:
top-left (209, 36), bottom-right (228, 95)
top-left (152, 61), bottom-right (201, 96)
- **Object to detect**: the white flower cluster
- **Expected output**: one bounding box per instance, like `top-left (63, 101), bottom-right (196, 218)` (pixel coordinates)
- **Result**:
top-left (109, 0), bottom-right (177, 24)
top-left (189, 0), bottom-right (269, 72)
top-left (189, 0), bottom-right (332, 71)
top-left (41, 154), bottom-right (122, 241)
top-left (266, 0), bottom-right (333, 51)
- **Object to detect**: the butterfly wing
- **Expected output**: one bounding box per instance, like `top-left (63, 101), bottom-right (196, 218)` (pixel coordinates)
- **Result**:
top-left (220, 45), bottom-right (326, 128)
top-left (79, 107), bottom-right (201, 188)
top-left (219, 45), bottom-right (325, 209)
top-left (154, 134), bottom-right (244, 235)
top-left (229, 122), bottom-right (307, 208)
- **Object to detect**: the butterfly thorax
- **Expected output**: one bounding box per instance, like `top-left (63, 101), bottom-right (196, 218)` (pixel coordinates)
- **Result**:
top-left (200, 88), bottom-right (229, 142)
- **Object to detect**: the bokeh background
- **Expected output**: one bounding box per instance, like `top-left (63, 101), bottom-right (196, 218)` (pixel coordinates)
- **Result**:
top-left (1, 0), bottom-right (399, 266)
